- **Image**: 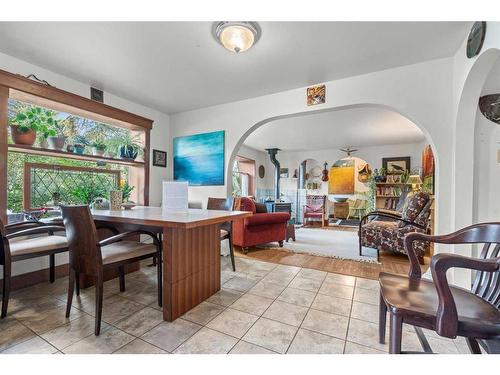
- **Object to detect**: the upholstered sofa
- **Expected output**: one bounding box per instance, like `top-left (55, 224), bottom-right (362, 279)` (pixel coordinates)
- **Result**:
top-left (233, 197), bottom-right (290, 251)
top-left (358, 192), bottom-right (432, 263)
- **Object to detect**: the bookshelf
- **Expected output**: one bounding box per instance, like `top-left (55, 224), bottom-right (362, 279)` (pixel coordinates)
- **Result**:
top-left (375, 181), bottom-right (410, 210)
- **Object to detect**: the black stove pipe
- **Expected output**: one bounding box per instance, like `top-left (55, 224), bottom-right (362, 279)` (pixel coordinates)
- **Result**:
top-left (265, 148), bottom-right (281, 201)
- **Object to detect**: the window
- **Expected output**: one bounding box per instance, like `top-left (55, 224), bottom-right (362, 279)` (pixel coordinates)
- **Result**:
top-left (232, 156), bottom-right (255, 197)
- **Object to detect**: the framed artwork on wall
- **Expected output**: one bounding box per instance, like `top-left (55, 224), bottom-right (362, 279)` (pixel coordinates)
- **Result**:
top-left (306, 84), bottom-right (326, 106)
top-left (152, 149), bottom-right (167, 167)
top-left (421, 145), bottom-right (435, 194)
top-left (280, 168), bottom-right (289, 178)
top-left (173, 130), bottom-right (225, 186)
top-left (382, 156), bottom-right (410, 174)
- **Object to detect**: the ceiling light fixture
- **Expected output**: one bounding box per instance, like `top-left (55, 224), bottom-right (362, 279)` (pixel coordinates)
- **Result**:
top-left (213, 22), bottom-right (261, 53)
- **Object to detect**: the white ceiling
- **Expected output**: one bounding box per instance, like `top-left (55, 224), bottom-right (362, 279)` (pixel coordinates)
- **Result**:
top-left (243, 107), bottom-right (426, 152)
top-left (0, 22), bottom-right (470, 114)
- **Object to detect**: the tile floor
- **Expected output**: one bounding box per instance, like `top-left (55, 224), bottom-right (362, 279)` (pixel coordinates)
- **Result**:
top-left (0, 256), bottom-right (469, 354)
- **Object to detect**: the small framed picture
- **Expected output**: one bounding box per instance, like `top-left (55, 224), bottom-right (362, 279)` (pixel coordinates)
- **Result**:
top-left (382, 157), bottom-right (410, 174)
top-left (307, 84), bottom-right (326, 106)
top-left (280, 168), bottom-right (289, 178)
top-left (152, 149), bottom-right (167, 167)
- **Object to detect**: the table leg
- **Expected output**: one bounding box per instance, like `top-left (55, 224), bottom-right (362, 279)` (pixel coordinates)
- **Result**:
top-left (162, 223), bottom-right (221, 321)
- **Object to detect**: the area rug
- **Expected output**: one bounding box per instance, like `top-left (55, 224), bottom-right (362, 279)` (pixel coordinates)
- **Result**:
top-left (258, 227), bottom-right (379, 263)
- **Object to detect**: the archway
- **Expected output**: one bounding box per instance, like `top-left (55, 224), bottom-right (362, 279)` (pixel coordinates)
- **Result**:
top-left (228, 104), bottom-right (439, 236)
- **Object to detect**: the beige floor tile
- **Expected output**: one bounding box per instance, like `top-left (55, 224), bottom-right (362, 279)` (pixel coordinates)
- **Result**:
top-left (427, 337), bottom-right (460, 354)
top-left (14, 300), bottom-right (85, 334)
top-left (353, 287), bottom-right (379, 305)
top-left (296, 268), bottom-right (327, 282)
top-left (62, 326), bottom-right (134, 354)
top-left (263, 300), bottom-right (308, 327)
top-left (41, 314), bottom-right (106, 350)
top-left (207, 288), bottom-right (243, 307)
top-left (287, 328), bottom-right (345, 354)
top-left (276, 264), bottom-right (301, 274)
top-left (141, 319), bottom-right (201, 352)
top-left (318, 281), bottom-right (354, 300)
top-left (72, 293), bottom-right (144, 324)
top-left (355, 277), bottom-right (380, 290)
top-left (242, 317), bottom-right (298, 354)
top-left (350, 301), bottom-right (381, 324)
top-left (288, 276), bottom-right (322, 293)
top-left (222, 274), bottom-right (260, 292)
top-left (311, 294), bottom-right (352, 317)
top-left (239, 260), bottom-right (277, 278)
top-left (181, 301), bottom-right (225, 325)
top-left (277, 287), bottom-right (316, 308)
top-left (0, 317), bottom-right (35, 351)
top-left (113, 338), bottom-right (167, 354)
top-left (229, 340), bottom-right (276, 354)
top-left (344, 341), bottom-right (385, 354)
top-left (119, 280), bottom-right (159, 306)
top-left (261, 269), bottom-right (297, 286)
top-left (174, 327), bottom-right (238, 354)
top-left (206, 308), bottom-right (259, 338)
top-left (301, 309), bottom-right (349, 340)
top-left (231, 294), bottom-right (274, 316)
top-left (325, 273), bottom-right (356, 287)
top-left (248, 280), bottom-right (286, 299)
top-left (114, 307), bottom-right (164, 336)
top-left (1, 336), bottom-right (58, 354)
top-left (347, 318), bottom-right (387, 351)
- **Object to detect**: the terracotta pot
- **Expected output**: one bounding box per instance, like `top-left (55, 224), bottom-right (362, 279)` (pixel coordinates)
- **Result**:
top-left (10, 126), bottom-right (36, 146)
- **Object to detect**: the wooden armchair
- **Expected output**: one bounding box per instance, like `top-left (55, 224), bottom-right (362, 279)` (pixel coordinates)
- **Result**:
top-left (207, 197), bottom-right (235, 272)
top-left (1, 219), bottom-right (68, 318)
top-left (61, 205), bottom-right (162, 335)
top-left (379, 222), bottom-right (500, 354)
top-left (303, 195), bottom-right (326, 227)
top-left (359, 192), bottom-right (432, 263)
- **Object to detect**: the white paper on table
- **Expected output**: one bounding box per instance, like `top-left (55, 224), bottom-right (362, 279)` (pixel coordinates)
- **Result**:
top-left (162, 181), bottom-right (188, 212)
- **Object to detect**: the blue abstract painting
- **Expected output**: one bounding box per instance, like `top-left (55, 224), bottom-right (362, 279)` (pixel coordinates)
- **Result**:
top-left (173, 130), bottom-right (225, 186)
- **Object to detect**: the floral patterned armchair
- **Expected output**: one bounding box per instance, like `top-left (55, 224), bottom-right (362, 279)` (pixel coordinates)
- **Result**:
top-left (358, 192), bottom-right (432, 263)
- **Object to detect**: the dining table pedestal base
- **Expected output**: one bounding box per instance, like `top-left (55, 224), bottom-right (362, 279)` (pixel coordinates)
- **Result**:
top-left (162, 223), bottom-right (221, 321)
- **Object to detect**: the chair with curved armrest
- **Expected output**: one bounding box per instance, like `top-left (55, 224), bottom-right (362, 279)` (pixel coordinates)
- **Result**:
top-left (61, 205), bottom-right (162, 335)
top-left (379, 222), bottom-right (500, 354)
top-left (1, 220), bottom-right (68, 318)
top-left (207, 197), bottom-right (235, 272)
top-left (358, 192), bottom-right (432, 263)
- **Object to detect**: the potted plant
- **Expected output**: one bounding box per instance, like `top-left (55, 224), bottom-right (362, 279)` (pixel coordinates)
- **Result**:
top-left (115, 133), bottom-right (142, 160)
top-left (379, 167), bottom-right (387, 182)
top-left (91, 137), bottom-right (107, 156)
top-left (9, 107), bottom-right (42, 146)
top-left (46, 117), bottom-right (66, 150)
top-left (72, 135), bottom-right (88, 155)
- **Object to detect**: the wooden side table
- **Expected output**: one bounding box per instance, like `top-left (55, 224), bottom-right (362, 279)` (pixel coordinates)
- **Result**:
top-left (286, 224), bottom-right (296, 242)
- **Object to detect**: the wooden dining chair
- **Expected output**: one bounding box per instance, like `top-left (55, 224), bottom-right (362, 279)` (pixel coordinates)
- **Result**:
top-left (61, 205), bottom-right (162, 335)
top-left (207, 197), bottom-right (235, 272)
top-left (1, 219), bottom-right (67, 318)
top-left (379, 222), bottom-right (500, 354)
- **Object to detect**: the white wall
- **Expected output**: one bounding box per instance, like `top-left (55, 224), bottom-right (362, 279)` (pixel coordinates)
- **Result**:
top-left (171, 57), bottom-right (453, 247)
top-left (0, 51), bottom-right (171, 277)
top-left (236, 145), bottom-right (274, 191)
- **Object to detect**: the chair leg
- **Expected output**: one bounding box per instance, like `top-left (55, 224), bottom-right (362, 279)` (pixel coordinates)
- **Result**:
top-left (75, 272), bottom-right (80, 296)
top-left (278, 240), bottom-right (284, 247)
top-left (95, 275), bottom-right (103, 336)
top-left (379, 292), bottom-right (387, 344)
top-left (389, 313), bottom-right (403, 354)
top-left (466, 337), bottom-right (482, 354)
top-left (228, 236), bottom-right (236, 272)
top-left (1, 262), bottom-right (11, 319)
top-left (66, 268), bottom-right (75, 318)
top-left (118, 266), bottom-right (125, 292)
top-left (49, 253), bottom-right (55, 283)
top-left (156, 251), bottom-right (162, 307)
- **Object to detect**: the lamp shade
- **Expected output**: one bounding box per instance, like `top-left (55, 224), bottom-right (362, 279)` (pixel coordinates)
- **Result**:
top-left (214, 22), bottom-right (261, 53)
top-left (407, 175), bottom-right (423, 185)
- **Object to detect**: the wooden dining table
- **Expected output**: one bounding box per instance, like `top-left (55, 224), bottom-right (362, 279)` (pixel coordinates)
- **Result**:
top-left (89, 206), bottom-right (251, 321)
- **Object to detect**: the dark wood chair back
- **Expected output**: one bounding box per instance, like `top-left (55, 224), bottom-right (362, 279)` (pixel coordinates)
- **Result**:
top-left (60, 205), bottom-right (101, 278)
top-left (207, 197), bottom-right (234, 211)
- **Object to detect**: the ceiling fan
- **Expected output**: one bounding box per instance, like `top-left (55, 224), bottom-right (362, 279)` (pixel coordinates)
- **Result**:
top-left (339, 146), bottom-right (358, 156)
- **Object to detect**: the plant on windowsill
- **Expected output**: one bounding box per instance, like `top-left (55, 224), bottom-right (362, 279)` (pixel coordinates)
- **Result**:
top-left (114, 133), bottom-right (143, 161)
top-left (72, 134), bottom-right (89, 155)
top-left (91, 137), bottom-right (107, 157)
top-left (9, 107), bottom-right (43, 146)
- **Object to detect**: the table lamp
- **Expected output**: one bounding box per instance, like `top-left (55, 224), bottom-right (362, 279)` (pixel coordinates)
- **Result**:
top-left (408, 175), bottom-right (423, 192)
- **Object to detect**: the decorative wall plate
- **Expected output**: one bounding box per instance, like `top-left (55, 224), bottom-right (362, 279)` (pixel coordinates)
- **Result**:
top-left (258, 165), bottom-right (265, 178)
top-left (466, 22), bottom-right (486, 58)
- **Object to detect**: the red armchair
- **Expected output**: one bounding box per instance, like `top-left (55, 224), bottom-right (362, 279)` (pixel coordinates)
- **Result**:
top-left (233, 197), bottom-right (290, 251)
top-left (303, 195), bottom-right (326, 227)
